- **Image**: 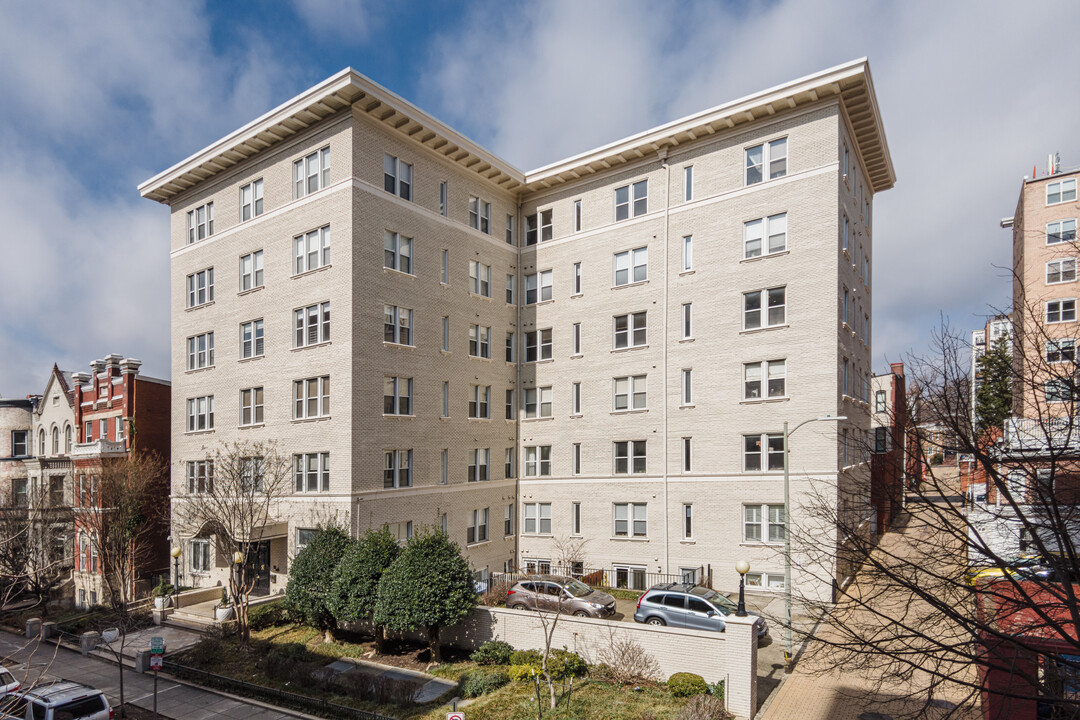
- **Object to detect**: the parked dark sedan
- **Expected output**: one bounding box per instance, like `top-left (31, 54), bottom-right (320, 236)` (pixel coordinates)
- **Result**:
top-left (506, 575), bottom-right (617, 618)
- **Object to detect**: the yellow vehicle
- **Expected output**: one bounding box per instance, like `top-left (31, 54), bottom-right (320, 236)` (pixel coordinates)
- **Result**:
top-left (965, 554), bottom-right (1044, 586)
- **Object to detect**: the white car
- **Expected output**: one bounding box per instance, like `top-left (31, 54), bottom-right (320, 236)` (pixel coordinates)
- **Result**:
top-left (0, 667), bottom-right (18, 697)
top-left (3, 681), bottom-right (111, 720)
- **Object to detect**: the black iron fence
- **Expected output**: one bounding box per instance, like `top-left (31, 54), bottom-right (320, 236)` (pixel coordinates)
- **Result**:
top-left (488, 563), bottom-right (712, 594)
top-left (161, 660), bottom-right (400, 720)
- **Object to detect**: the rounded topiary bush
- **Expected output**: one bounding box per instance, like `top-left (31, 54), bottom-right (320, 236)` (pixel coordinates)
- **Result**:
top-left (510, 649), bottom-right (543, 666)
top-left (668, 672), bottom-right (708, 697)
top-left (471, 639), bottom-right (514, 666)
top-left (508, 664), bottom-right (542, 681)
top-left (460, 669), bottom-right (510, 697)
top-left (548, 648), bottom-right (588, 679)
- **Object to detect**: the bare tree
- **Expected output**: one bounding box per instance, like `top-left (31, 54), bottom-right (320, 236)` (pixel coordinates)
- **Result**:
top-left (552, 535), bottom-right (589, 573)
top-left (531, 579), bottom-right (567, 710)
top-left (0, 483), bottom-right (69, 612)
top-left (172, 441), bottom-right (292, 647)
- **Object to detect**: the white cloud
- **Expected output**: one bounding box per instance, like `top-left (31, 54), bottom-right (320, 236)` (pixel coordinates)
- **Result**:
top-left (291, 0), bottom-right (370, 41)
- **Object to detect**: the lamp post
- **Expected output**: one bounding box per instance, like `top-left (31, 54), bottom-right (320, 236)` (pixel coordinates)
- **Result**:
top-left (783, 414), bottom-right (845, 673)
top-left (170, 546), bottom-right (182, 609)
top-left (232, 551), bottom-right (244, 605)
top-left (735, 560), bottom-right (750, 617)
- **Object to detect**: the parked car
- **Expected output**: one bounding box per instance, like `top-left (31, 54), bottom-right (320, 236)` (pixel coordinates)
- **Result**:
top-left (633, 583), bottom-right (769, 640)
top-left (2, 681), bottom-right (111, 720)
top-left (966, 553), bottom-right (1045, 586)
top-left (0, 667), bottom-right (18, 697)
top-left (506, 575), bottom-right (617, 618)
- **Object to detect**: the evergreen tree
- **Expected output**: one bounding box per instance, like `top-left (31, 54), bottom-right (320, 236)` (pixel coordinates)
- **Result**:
top-left (330, 526), bottom-right (400, 652)
top-left (975, 333), bottom-right (1012, 435)
top-left (285, 525), bottom-right (351, 641)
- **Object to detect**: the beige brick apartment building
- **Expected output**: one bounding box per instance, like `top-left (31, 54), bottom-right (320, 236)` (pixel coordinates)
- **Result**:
top-left (140, 58), bottom-right (893, 602)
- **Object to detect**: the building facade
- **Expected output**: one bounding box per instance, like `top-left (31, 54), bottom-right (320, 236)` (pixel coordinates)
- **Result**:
top-left (870, 362), bottom-right (909, 534)
top-left (141, 59), bottom-right (894, 602)
top-left (0, 397), bottom-right (34, 507)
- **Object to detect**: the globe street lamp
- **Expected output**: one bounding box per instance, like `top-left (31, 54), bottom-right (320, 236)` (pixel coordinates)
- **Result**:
top-left (783, 414), bottom-right (845, 673)
top-left (232, 551), bottom-right (244, 604)
top-left (735, 560), bottom-right (750, 617)
top-left (170, 546), bottom-right (182, 609)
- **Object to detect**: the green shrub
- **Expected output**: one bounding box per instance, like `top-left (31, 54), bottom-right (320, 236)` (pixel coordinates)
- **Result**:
top-left (510, 649), bottom-right (543, 666)
top-left (248, 600), bottom-right (289, 630)
top-left (508, 664), bottom-right (541, 681)
top-left (707, 680), bottom-right (725, 700)
top-left (548, 648), bottom-right (588, 679)
top-left (186, 636), bottom-right (225, 667)
top-left (668, 672), bottom-right (708, 697)
top-left (460, 669), bottom-right (510, 697)
top-left (471, 640), bottom-right (514, 666)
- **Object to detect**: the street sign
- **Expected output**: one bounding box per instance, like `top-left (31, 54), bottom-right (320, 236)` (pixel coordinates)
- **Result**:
top-left (150, 654), bottom-right (162, 671)
top-left (446, 713), bottom-right (465, 720)
top-left (150, 636), bottom-right (164, 654)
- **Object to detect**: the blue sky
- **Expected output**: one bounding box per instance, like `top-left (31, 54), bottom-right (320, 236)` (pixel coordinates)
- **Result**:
top-left (2, 0), bottom-right (1079, 395)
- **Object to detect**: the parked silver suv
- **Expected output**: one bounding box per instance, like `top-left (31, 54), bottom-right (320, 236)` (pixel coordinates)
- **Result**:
top-left (506, 575), bottom-right (617, 618)
top-left (633, 583), bottom-right (769, 640)
top-left (2, 681), bottom-right (112, 720)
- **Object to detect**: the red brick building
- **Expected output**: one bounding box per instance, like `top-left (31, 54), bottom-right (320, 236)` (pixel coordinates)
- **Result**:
top-left (69, 355), bottom-right (170, 607)
top-left (870, 362), bottom-right (909, 533)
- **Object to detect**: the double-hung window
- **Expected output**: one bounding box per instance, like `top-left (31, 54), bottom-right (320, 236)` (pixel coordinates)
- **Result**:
top-left (1046, 380), bottom-right (1074, 403)
top-left (683, 504), bottom-right (693, 538)
top-left (505, 332), bottom-right (514, 362)
top-left (294, 226), bottom-right (330, 274)
top-left (186, 460), bottom-right (213, 493)
top-left (186, 332), bottom-right (214, 370)
top-left (240, 387), bottom-right (263, 426)
top-left (240, 320), bottom-right (264, 358)
top-left (523, 502), bottom-right (551, 534)
top-left (384, 232), bottom-right (413, 274)
top-left (682, 369), bottom-right (693, 405)
top-left (573, 200), bottom-right (582, 232)
top-left (614, 502), bottom-right (647, 536)
top-left (1047, 178), bottom-right (1078, 205)
top-left (186, 268), bottom-right (214, 308)
top-left (524, 210), bottom-right (552, 245)
top-left (744, 213), bottom-right (787, 258)
top-left (240, 179), bottom-right (263, 220)
top-left (467, 449), bottom-right (490, 482)
top-left (11, 430), bottom-right (28, 457)
top-left (384, 377), bottom-right (412, 416)
top-left (524, 271), bottom-right (553, 304)
top-left (1047, 299), bottom-right (1077, 324)
top-left (506, 274), bottom-right (515, 304)
top-left (295, 147), bottom-right (330, 198)
top-left (744, 287), bottom-right (786, 329)
top-left (469, 197), bottom-right (491, 234)
top-left (469, 325), bottom-right (491, 358)
top-left (384, 450), bottom-right (412, 488)
top-left (744, 504), bottom-right (785, 542)
top-left (613, 312), bottom-right (646, 349)
top-left (684, 166), bottom-right (693, 201)
top-left (295, 302), bottom-right (330, 347)
top-left (875, 389), bottom-right (888, 412)
top-left (384, 306), bottom-right (413, 345)
top-left (683, 236), bottom-right (693, 271)
top-left (240, 251), bottom-right (263, 291)
top-left (186, 202), bottom-right (214, 244)
top-left (614, 180), bottom-right (648, 221)
top-left (1048, 219), bottom-right (1078, 244)
top-left (613, 441), bottom-right (646, 474)
top-left (1048, 259), bottom-right (1077, 284)
top-left (525, 329), bottom-right (552, 362)
top-left (523, 387), bottom-right (553, 419)
top-left (294, 452), bottom-right (330, 492)
top-left (293, 376), bottom-right (330, 419)
top-left (1048, 339), bottom-right (1076, 363)
top-left (614, 247), bottom-right (647, 286)
top-left (469, 386), bottom-right (491, 419)
top-left (506, 214), bottom-right (514, 245)
top-left (186, 396), bottom-right (214, 432)
top-left (744, 359), bottom-right (786, 399)
top-left (745, 138), bottom-right (787, 185)
top-left (383, 154), bottom-right (412, 200)
top-left (505, 503), bottom-right (514, 535)
top-left (572, 382), bottom-right (582, 415)
top-left (524, 446), bottom-right (552, 477)
top-left (467, 508), bottom-right (489, 544)
top-left (744, 433), bottom-right (784, 471)
top-left (505, 448), bottom-right (515, 479)
top-left (614, 375), bottom-right (646, 411)
top-left (682, 303), bottom-right (692, 338)
top-left (469, 261), bottom-right (491, 297)
top-left (572, 262), bottom-right (582, 295)
top-left (439, 181), bottom-right (447, 216)
top-left (191, 539), bottom-right (210, 572)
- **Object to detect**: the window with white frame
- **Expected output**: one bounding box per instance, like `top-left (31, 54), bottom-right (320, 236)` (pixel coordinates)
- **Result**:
top-left (467, 448), bottom-right (489, 482)
top-left (682, 369), bottom-right (693, 405)
top-left (1048, 219), bottom-right (1078, 244)
top-left (523, 387), bottom-right (553, 419)
top-left (614, 247), bottom-right (648, 286)
top-left (240, 179), bottom-right (263, 221)
top-left (506, 274), bottom-right (515, 304)
top-left (467, 508), bottom-right (489, 544)
top-left (524, 270), bottom-right (553, 303)
top-left (572, 444), bottom-right (581, 475)
top-left (875, 389), bottom-right (888, 412)
top-left (240, 387), bottom-right (263, 426)
top-left (524, 446), bottom-right (552, 476)
top-left (572, 262), bottom-right (582, 295)
top-left (524, 209), bottom-right (553, 245)
top-left (684, 166), bottom-right (693, 201)
top-left (240, 319), bottom-right (264, 359)
top-left (505, 448), bottom-right (515, 479)
top-left (1048, 259), bottom-right (1077, 284)
top-left (744, 359), bottom-right (786, 400)
top-left (295, 147), bottom-right (330, 198)
top-left (744, 433), bottom-right (784, 471)
top-left (187, 332), bottom-right (214, 370)
top-left (442, 249), bottom-right (450, 284)
top-left (186, 202), bottom-right (214, 244)
top-left (470, 385), bottom-right (491, 419)
top-left (384, 377), bottom-right (412, 416)
top-left (745, 138), bottom-right (787, 185)
top-left (614, 375), bottom-right (647, 411)
top-left (384, 449), bottom-right (412, 488)
top-left (744, 287), bottom-right (786, 329)
top-left (572, 322), bottom-right (581, 355)
top-left (505, 332), bottom-right (514, 362)
top-left (240, 251), bottom-right (263, 291)
top-left (744, 504), bottom-right (785, 542)
top-left (442, 381), bottom-right (449, 417)
top-left (294, 452), bottom-right (330, 492)
top-left (186, 268), bottom-right (214, 308)
top-left (384, 232), bottom-right (413, 274)
top-left (384, 305), bottom-right (413, 345)
top-left (1046, 380), bottom-right (1074, 403)
top-left (1047, 339), bottom-right (1076, 363)
top-left (469, 261), bottom-right (491, 297)
top-left (186, 396), bottom-right (214, 432)
top-left (191, 539), bottom-right (210, 572)
top-left (683, 236), bottom-right (693, 271)
top-left (615, 180), bottom-right (648, 221)
top-left (443, 317), bottom-right (451, 353)
top-left (11, 430), bottom-right (28, 457)
top-left (439, 181), bottom-right (447, 216)
top-left (572, 501), bottom-right (582, 534)
top-left (523, 502), bottom-right (551, 534)
top-left (1047, 178), bottom-right (1078, 205)
top-left (613, 312), bottom-right (647, 349)
top-left (293, 376), bottom-right (330, 419)
top-left (614, 502), bottom-right (647, 537)
top-left (295, 302), bottom-right (330, 347)
top-left (874, 427), bottom-right (889, 453)
top-left (573, 200), bottom-right (582, 232)
top-left (383, 154), bottom-right (412, 200)
top-left (682, 303), bottom-right (692, 338)
top-left (296, 528), bottom-right (318, 552)
top-left (683, 504), bottom-right (693, 539)
top-left (505, 389), bottom-right (514, 420)
top-left (614, 440), bottom-right (646, 474)
top-left (506, 214), bottom-right (514, 245)
top-left (469, 197), bottom-right (491, 234)
top-left (294, 226), bottom-right (330, 274)
top-left (186, 460), bottom-right (213, 493)
top-left (842, 215), bottom-right (850, 253)
top-left (469, 324), bottom-right (491, 358)
top-left (525, 329), bottom-right (552, 362)
top-left (572, 382), bottom-right (582, 415)
top-left (744, 213), bottom-right (787, 258)
top-left (540, 210), bottom-right (553, 241)
top-left (682, 437), bottom-right (692, 472)
top-left (1047, 299), bottom-right (1077, 324)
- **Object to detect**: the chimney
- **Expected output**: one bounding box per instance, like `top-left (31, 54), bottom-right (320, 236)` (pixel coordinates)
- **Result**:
top-left (890, 362), bottom-right (904, 378)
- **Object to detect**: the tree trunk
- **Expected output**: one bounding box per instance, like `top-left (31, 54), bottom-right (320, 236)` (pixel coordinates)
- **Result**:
top-left (117, 635), bottom-right (126, 718)
top-left (375, 624), bottom-right (386, 654)
top-left (427, 625), bottom-right (441, 662)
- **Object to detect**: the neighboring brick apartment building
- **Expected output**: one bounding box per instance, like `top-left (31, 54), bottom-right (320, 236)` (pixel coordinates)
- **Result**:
top-left (69, 355), bottom-right (171, 608)
top-left (0, 397), bottom-right (35, 507)
top-left (870, 363), bottom-right (909, 533)
top-left (140, 59), bottom-right (894, 602)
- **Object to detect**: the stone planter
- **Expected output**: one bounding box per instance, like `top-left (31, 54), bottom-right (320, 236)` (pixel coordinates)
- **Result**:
top-left (153, 596), bottom-right (171, 610)
top-left (101, 628), bottom-right (119, 643)
top-left (214, 605), bottom-right (234, 622)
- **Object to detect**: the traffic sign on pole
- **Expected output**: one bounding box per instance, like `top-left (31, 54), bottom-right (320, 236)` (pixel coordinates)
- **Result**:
top-left (150, 636), bottom-right (165, 654)
top-left (447, 713), bottom-right (465, 720)
top-left (150, 654), bottom-right (163, 671)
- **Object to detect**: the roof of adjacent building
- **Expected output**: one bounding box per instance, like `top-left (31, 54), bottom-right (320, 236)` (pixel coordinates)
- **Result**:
top-left (140, 57), bottom-right (894, 204)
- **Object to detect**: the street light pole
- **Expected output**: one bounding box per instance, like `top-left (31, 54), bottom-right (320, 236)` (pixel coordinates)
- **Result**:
top-left (170, 546), bottom-right (182, 610)
top-left (783, 414), bottom-right (845, 674)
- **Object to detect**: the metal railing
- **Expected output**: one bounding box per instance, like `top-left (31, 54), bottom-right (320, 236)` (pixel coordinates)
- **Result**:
top-left (162, 660), bottom-right (400, 720)
top-left (488, 564), bottom-right (711, 594)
